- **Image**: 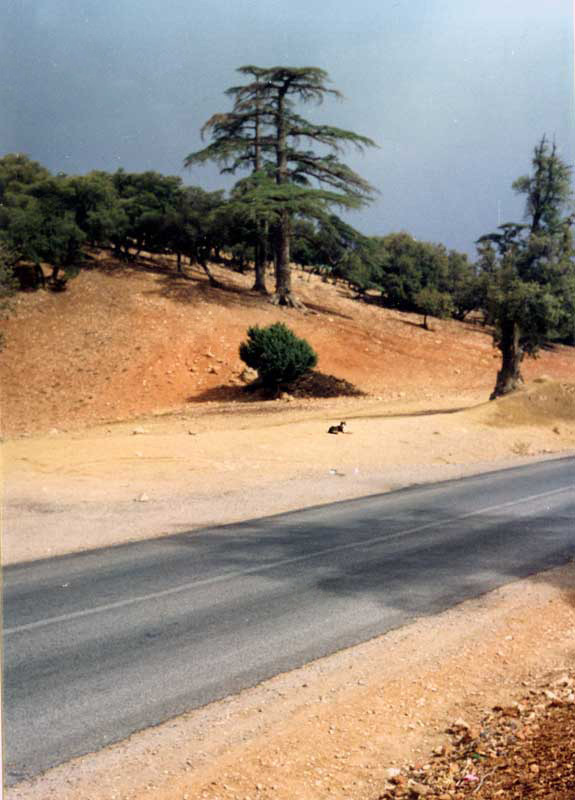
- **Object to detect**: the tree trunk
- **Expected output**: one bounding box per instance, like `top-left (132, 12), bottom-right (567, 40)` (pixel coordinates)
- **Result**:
top-left (250, 75), bottom-right (268, 295)
top-left (269, 87), bottom-right (304, 309)
top-left (189, 246), bottom-right (222, 288)
top-left (252, 238), bottom-right (268, 293)
top-left (176, 252), bottom-right (182, 273)
top-left (198, 255), bottom-right (222, 288)
top-left (490, 319), bottom-right (524, 400)
top-left (269, 212), bottom-right (304, 308)
top-left (35, 264), bottom-right (46, 288)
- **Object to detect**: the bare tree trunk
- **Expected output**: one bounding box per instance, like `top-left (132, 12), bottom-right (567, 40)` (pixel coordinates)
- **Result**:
top-left (252, 241), bottom-right (268, 293)
top-left (269, 213), bottom-right (304, 308)
top-left (197, 256), bottom-right (222, 288)
top-left (269, 87), bottom-right (304, 309)
top-left (189, 246), bottom-right (222, 288)
top-left (490, 319), bottom-right (524, 399)
top-left (250, 75), bottom-right (268, 295)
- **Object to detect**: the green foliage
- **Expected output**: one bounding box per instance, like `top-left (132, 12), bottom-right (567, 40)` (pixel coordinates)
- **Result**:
top-left (372, 233), bottom-right (448, 310)
top-left (187, 65), bottom-right (377, 304)
top-left (443, 250), bottom-right (480, 320)
top-left (415, 287), bottom-right (454, 329)
top-left (109, 169), bottom-right (186, 257)
top-left (68, 172), bottom-right (125, 246)
top-left (239, 322), bottom-right (318, 389)
top-left (0, 153), bottom-right (50, 203)
top-left (477, 137), bottom-right (575, 398)
top-left (0, 153), bottom-right (236, 288)
top-left (0, 243), bottom-right (18, 300)
top-left (0, 243), bottom-right (18, 348)
top-left (1, 174), bottom-right (86, 279)
top-left (288, 213), bottom-right (379, 290)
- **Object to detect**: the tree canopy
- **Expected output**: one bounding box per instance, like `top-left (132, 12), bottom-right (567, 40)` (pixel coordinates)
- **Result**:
top-left (477, 137), bottom-right (575, 399)
top-left (186, 65), bottom-right (377, 306)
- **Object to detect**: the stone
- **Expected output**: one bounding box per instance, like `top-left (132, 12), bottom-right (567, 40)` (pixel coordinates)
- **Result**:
top-left (239, 367), bottom-right (258, 383)
top-left (409, 780), bottom-right (432, 796)
top-left (552, 674), bottom-right (571, 687)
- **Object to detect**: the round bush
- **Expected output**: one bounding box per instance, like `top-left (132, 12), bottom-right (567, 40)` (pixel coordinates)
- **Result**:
top-left (239, 322), bottom-right (318, 389)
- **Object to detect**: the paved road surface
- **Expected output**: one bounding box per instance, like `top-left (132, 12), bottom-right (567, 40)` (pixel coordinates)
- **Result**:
top-left (4, 457), bottom-right (575, 784)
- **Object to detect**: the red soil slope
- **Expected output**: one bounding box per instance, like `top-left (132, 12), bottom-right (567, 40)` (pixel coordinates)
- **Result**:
top-left (1, 254), bottom-right (574, 436)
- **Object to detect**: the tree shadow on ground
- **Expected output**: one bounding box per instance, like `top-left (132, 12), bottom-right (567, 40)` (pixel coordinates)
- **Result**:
top-left (458, 319), bottom-right (494, 336)
top-left (189, 370), bottom-right (365, 403)
top-left (188, 385), bottom-right (255, 403)
top-left (145, 270), bottom-right (280, 313)
top-left (300, 301), bottom-right (354, 320)
top-left (355, 405), bottom-right (476, 420)
top-left (351, 292), bottom-right (385, 308)
top-left (89, 251), bottom-right (359, 322)
top-left (92, 252), bottom-right (183, 278)
top-left (397, 318), bottom-right (427, 330)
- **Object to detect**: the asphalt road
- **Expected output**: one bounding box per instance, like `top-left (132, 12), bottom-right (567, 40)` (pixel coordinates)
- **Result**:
top-left (4, 457), bottom-right (575, 785)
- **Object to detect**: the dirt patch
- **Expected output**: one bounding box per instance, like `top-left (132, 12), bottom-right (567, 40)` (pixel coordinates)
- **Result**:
top-left (470, 379), bottom-right (575, 428)
top-left (382, 677), bottom-right (575, 798)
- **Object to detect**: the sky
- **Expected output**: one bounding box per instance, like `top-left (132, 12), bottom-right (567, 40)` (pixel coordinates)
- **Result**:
top-left (1, 0), bottom-right (573, 256)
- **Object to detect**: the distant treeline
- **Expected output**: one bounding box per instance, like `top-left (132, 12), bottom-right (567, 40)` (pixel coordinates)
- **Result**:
top-left (0, 153), bottom-right (487, 321)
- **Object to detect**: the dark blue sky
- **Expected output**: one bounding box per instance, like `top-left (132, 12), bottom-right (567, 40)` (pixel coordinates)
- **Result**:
top-left (1, 0), bottom-right (573, 255)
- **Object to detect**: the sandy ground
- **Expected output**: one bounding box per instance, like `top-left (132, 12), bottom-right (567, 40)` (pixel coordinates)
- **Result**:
top-left (4, 386), bottom-right (575, 565)
top-left (3, 257), bottom-right (575, 798)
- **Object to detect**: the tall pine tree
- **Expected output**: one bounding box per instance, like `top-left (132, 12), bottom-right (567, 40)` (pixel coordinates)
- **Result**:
top-left (186, 66), bottom-right (377, 307)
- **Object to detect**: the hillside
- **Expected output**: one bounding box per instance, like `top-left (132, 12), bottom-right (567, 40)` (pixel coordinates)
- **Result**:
top-left (1, 252), bottom-right (574, 437)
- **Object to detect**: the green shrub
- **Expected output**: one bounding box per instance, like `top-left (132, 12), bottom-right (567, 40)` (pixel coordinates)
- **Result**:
top-left (239, 322), bottom-right (318, 390)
